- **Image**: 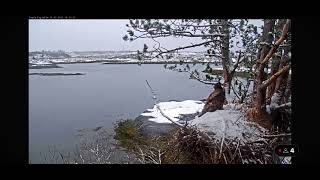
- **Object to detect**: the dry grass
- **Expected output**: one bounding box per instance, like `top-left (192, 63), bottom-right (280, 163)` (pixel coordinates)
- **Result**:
top-left (113, 119), bottom-right (285, 164)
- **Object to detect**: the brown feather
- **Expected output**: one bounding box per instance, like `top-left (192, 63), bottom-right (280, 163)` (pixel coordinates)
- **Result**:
top-left (198, 83), bottom-right (225, 117)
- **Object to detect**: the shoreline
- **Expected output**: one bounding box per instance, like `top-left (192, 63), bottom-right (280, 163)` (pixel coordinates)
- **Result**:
top-left (102, 61), bottom-right (213, 65)
top-left (29, 61), bottom-right (217, 69)
top-left (29, 72), bottom-right (86, 76)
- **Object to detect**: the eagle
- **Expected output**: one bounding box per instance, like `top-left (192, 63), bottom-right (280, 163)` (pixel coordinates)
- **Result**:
top-left (198, 82), bottom-right (226, 117)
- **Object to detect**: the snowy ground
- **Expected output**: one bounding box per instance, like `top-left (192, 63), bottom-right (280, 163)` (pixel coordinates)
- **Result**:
top-left (140, 100), bottom-right (269, 144)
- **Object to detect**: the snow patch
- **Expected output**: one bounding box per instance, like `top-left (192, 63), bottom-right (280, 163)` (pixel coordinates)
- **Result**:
top-left (140, 100), bottom-right (204, 123)
top-left (267, 93), bottom-right (281, 114)
top-left (189, 108), bottom-right (268, 144)
top-left (212, 67), bottom-right (224, 71)
top-left (140, 100), bottom-right (269, 144)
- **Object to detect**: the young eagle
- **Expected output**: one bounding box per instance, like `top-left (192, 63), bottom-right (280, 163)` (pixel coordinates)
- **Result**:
top-left (198, 82), bottom-right (226, 117)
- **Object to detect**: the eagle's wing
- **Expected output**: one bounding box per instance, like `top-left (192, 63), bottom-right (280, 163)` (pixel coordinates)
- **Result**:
top-left (199, 89), bottom-right (225, 117)
top-left (206, 90), bottom-right (221, 104)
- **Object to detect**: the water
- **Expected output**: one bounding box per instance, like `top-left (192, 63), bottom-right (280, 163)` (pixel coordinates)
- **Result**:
top-left (29, 63), bottom-right (214, 163)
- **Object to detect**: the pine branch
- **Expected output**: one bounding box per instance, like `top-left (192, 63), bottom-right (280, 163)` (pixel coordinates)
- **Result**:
top-left (131, 29), bottom-right (225, 39)
top-left (165, 67), bottom-right (218, 85)
top-left (187, 70), bottom-right (218, 85)
top-left (154, 40), bottom-right (219, 58)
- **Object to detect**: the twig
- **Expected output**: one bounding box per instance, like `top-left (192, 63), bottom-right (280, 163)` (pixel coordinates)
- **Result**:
top-left (138, 147), bottom-right (145, 164)
top-left (79, 154), bottom-right (85, 164)
top-left (238, 148), bottom-right (243, 164)
top-left (260, 133), bottom-right (291, 138)
top-left (231, 139), bottom-right (241, 162)
top-left (165, 65), bottom-right (218, 85)
top-left (158, 149), bottom-right (162, 164)
top-left (145, 80), bottom-right (184, 127)
top-left (154, 40), bottom-right (219, 58)
top-left (219, 115), bottom-right (226, 158)
top-left (223, 153), bottom-right (228, 164)
top-left (188, 70), bottom-right (217, 85)
top-left (231, 83), bottom-right (241, 100)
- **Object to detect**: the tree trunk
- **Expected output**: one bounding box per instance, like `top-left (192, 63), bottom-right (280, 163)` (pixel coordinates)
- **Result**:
top-left (248, 19), bottom-right (276, 129)
top-left (220, 19), bottom-right (231, 94)
top-left (266, 54), bottom-right (281, 104)
top-left (284, 74), bottom-right (291, 103)
top-left (274, 47), bottom-right (290, 104)
top-left (254, 19), bottom-right (276, 115)
top-left (247, 19), bottom-right (291, 130)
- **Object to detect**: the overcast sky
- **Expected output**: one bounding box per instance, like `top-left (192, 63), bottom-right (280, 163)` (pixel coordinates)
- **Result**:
top-left (29, 19), bottom-right (263, 52)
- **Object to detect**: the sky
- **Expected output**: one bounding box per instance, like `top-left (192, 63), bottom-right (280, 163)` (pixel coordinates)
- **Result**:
top-left (29, 19), bottom-right (263, 52)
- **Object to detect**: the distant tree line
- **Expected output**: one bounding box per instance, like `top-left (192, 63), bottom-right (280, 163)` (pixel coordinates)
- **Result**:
top-left (29, 50), bottom-right (71, 58)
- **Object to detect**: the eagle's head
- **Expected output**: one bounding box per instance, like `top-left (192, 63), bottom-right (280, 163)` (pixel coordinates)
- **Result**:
top-left (214, 82), bottom-right (223, 90)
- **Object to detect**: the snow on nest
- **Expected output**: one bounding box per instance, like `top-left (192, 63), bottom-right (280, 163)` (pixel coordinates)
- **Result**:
top-left (140, 100), bottom-right (204, 123)
top-left (190, 108), bottom-right (268, 144)
top-left (141, 100), bottom-right (268, 143)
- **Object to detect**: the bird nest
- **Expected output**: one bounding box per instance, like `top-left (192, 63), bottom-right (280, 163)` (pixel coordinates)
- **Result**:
top-left (164, 126), bottom-right (279, 164)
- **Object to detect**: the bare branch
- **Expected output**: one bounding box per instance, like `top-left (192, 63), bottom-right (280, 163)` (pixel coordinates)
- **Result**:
top-left (130, 27), bottom-right (226, 39)
top-left (274, 102), bottom-right (291, 109)
top-left (183, 24), bottom-right (222, 28)
top-left (164, 66), bottom-right (218, 85)
top-left (261, 65), bottom-right (290, 89)
top-left (145, 80), bottom-right (184, 127)
top-left (231, 83), bottom-right (241, 100)
top-left (154, 40), bottom-right (219, 58)
top-left (231, 51), bottom-right (244, 74)
top-left (260, 19), bottom-right (291, 65)
top-left (219, 118), bottom-right (226, 158)
top-left (131, 32), bottom-right (150, 41)
top-left (260, 133), bottom-right (291, 138)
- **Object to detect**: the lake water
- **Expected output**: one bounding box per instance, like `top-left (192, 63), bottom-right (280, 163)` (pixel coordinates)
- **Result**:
top-left (29, 63), bottom-right (215, 163)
